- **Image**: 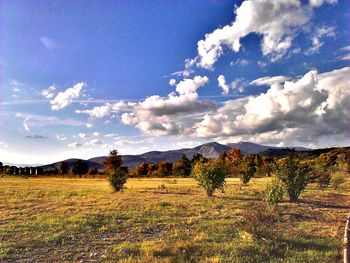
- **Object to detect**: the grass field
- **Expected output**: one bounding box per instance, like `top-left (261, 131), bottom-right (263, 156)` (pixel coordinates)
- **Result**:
top-left (0, 176), bottom-right (349, 262)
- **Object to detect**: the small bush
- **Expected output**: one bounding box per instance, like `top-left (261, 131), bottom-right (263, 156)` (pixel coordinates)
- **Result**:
top-left (108, 168), bottom-right (127, 192)
top-left (330, 171), bottom-right (346, 189)
top-left (263, 179), bottom-right (284, 207)
top-left (191, 160), bottom-right (227, 197)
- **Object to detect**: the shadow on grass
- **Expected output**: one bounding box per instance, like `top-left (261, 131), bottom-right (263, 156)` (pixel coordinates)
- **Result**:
top-left (298, 199), bottom-right (349, 210)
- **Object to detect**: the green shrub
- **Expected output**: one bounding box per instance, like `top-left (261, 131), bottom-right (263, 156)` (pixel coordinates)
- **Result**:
top-left (330, 171), bottom-right (346, 189)
top-left (191, 160), bottom-right (227, 197)
top-left (108, 168), bottom-right (127, 192)
top-left (273, 153), bottom-right (309, 202)
top-left (263, 179), bottom-right (284, 207)
top-left (239, 154), bottom-right (256, 184)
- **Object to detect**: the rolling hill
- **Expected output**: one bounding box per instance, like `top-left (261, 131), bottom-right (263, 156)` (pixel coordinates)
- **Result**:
top-left (39, 141), bottom-right (312, 171)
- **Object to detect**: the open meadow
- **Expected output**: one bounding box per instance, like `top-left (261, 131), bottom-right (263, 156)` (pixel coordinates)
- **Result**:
top-left (1, 176), bottom-right (349, 262)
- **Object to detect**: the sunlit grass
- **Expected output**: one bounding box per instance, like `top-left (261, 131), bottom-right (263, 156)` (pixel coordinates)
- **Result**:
top-left (0, 176), bottom-right (348, 262)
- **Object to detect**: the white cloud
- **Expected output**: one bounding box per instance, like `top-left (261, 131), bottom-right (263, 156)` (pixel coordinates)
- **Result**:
top-left (230, 58), bottom-right (249, 67)
top-left (250, 76), bottom-right (290, 86)
top-left (169, 79), bottom-right (177, 86)
top-left (305, 26), bottom-right (335, 54)
top-left (188, 0), bottom-right (336, 69)
top-left (16, 112), bottom-right (85, 130)
top-left (309, 0), bottom-right (337, 7)
top-left (39, 36), bottom-right (57, 49)
top-left (56, 134), bottom-right (67, 141)
top-left (50, 82), bottom-right (86, 111)
top-left (41, 85), bottom-right (56, 99)
top-left (76, 103), bottom-right (112, 118)
top-left (218, 75), bottom-right (230, 95)
top-left (68, 142), bottom-right (83, 149)
top-left (194, 67), bottom-right (350, 147)
top-left (76, 76), bottom-right (214, 136)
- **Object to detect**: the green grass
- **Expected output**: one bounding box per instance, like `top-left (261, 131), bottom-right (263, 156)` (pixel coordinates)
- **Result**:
top-left (0, 176), bottom-right (348, 262)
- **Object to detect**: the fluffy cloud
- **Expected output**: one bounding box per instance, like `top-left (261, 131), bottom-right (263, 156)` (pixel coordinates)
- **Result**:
top-left (189, 0), bottom-right (335, 69)
top-left (218, 75), bottom-right (246, 94)
top-left (41, 85), bottom-right (56, 99)
top-left (50, 82), bottom-right (86, 111)
top-left (194, 67), bottom-right (350, 146)
top-left (309, 0), bottom-right (337, 7)
top-left (76, 76), bottom-right (214, 136)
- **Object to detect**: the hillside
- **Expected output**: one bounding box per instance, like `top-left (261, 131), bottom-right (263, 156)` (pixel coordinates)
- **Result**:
top-left (38, 141), bottom-right (315, 171)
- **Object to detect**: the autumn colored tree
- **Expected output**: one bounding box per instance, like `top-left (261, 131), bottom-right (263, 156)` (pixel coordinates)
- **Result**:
top-left (135, 162), bottom-right (149, 177)
top-left (173, 154), bottom-right (192, 176)
top-left (104, 150), bottom-right (122, 173)
top-left (239, 154), bottom-right (257, 184)
top-left (225, 149), bottom-right (243, 176)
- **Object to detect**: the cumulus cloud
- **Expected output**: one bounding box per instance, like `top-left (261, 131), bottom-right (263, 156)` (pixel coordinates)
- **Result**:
top-left (50, 82), bottom-right (86, 111)
top-left (194, 67), bottom-right (350, 147)
top-left (41, 85), bottom-right (56, 99)
top-left (76, 76), bottom-right (214, 136)
top-left (218, 75), bottom-right (246, 94)
top-left (188, 0), bottom-right (336, 69)
top-left (309, 0), bottom-right (337, 7)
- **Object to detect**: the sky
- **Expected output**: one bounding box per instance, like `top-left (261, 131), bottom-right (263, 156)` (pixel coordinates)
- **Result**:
top-left (0, 0), bottom-right (349, 165)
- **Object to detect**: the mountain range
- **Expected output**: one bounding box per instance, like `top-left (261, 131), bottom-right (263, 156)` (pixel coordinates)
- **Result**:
top-left (40, 141), bottom-right (310, 171)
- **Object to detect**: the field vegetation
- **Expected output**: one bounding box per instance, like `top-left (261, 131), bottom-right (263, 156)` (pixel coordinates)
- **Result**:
top-left (1, 176), bottom-right (349, 262)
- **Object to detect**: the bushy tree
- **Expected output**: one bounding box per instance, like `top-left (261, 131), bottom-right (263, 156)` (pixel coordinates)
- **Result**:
top-left (135, 162), bottom-right (149, 177)
top-left (191, 153), bottom-right (208, 166)
top-left (72, 160), bottom-right (88, 176)
top-left (108, 167), bottom-right (128, 191)
top-left (239, 154), bottom-right (256, 184)
top-left (192, 159), bottom-right (227, 197)
top-left (104, 150), bottom-right (122, 173)
top-left (225, 149), bottom-right (243, 176)
top-left (105, 149), bottom-right (128, 191)
top-left (88, 167), bottom-right (98, 175)
top-left (173, 154), bottom-right (192, 176)
top-left (330, 171), bottom-right (346, 189)
top-left (59, 161), bottom-right (69, 174)
top-left (273, 153), bottom-right (309, 202)
top-left (263, 178), bottom-right (284, 207)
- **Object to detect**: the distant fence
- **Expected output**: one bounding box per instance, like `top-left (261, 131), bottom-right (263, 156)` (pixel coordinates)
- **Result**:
top-left (345, 210), bottom-right (350, 263)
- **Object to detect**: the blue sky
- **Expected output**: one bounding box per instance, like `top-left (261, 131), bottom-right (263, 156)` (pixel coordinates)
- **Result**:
top-left (0, 0), bottom-right (349, 164)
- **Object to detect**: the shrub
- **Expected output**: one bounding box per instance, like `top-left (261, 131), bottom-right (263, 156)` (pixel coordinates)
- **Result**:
top-left (263, 179), bottom-right (284, 207)
top-left (330, 171), bottom-right (346, 189)
top-left (239, 154), bottom-right (256, 184)
top-left (191, 160), bottom-right (227, 197)
top-left (108, 167), bottom-right (127, 192)
top-left (273, 153), bottom-right (309, 202)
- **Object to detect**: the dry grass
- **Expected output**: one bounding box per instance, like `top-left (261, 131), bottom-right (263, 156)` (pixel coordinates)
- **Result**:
top-left (0, 176), bottom-right (349, 262)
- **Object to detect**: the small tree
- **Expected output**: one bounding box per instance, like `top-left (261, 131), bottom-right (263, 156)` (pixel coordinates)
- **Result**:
top-left (239, 154), bottom-right (256, 184)
top-left (72, 160), bottom-right (88, 176)
top-left (59, 161), bottom-right (69, 175)
top-left (108, 167), bottom-right (128, 191)
top-left (273, 153), bottom-right (309, 202)
top-left (192, 160), bottom-right (227, 197)
top-left (173, 154), bottom-right (192, 176)
top-left (104, 150), bottom-right (122, 173)
top-left (105, 149), bottom-right (127, 192)
top-left (330, 171), bottom-right (346, 189)
top-left (88, 167), bottom-right (98, 175)
top-left (263, 178), bottom-right (284, 207)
